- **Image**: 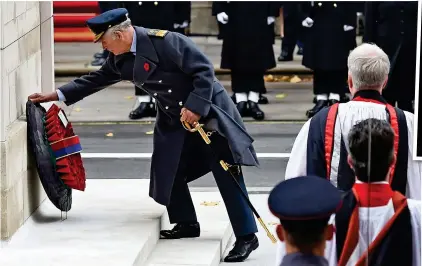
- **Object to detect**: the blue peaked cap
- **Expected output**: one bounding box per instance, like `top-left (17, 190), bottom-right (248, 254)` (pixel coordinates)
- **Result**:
top-left (268, 176), bottom-right (343, 221)
top-left (86, 8), bottom-right (129, 42)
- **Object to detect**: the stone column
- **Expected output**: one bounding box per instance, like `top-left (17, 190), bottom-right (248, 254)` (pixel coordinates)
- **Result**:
top-left (0, 1), bottom-right (53, 241)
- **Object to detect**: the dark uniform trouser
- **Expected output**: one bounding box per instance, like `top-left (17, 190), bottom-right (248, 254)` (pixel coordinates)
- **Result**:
top-left (382, 47), bottom-right (415, 113)
top-left (167, 133), bottom-right (258, 237)
top-left (231, 71), bottom-right (265, 94)
top-left (313, 69), bottom-right (348, 95)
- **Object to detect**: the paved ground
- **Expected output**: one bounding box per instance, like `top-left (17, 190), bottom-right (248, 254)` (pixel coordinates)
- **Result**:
top-left (55, 78), bottom-right (314, 122)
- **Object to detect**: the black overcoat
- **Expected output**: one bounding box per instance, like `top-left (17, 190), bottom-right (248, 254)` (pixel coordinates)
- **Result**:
top-left (119, 1), bottom-right (190, 32)
top-left (299, 1), bottom-right (357, 71)
top-left (363, 1), bottom-right (418, 101)
top-left (212, 1), bottom-right (279, 72)
top-left (58, 27), bottom-right (259, 205)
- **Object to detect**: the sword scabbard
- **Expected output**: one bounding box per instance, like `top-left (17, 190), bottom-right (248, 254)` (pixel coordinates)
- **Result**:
top-left (258, 217), bottom-right (277, 243)
top-left (220, 160), bottom-right (229, 171)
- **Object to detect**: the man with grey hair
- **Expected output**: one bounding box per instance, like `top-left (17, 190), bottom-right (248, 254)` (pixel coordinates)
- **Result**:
top-left (276, 42), bottom-right (421, 266)
top-left (28, 8), bottom-right (260, 262)
top-left (284, 43), bottom-right (421, 200)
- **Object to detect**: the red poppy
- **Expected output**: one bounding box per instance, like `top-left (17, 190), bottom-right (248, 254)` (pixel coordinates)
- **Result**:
top-left (144, 62), bottom-right (150, 71)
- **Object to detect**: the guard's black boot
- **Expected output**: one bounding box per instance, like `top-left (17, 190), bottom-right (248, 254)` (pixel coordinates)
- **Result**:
top-left (91, 57), bottom-right (106, 66)
top-left (93, 52), bottom-right (104, 59)
top-left (224, 234), bottom-right (259, 262)
top-left (258, 94), bottom-right (269, 104)
top-left (306, 100), bottom-right (328, 118)
top-left (329, 99), bottom-right (340, 106)
top-left (129, 102), bottom-right (156, 119)
top-left (297, 47), bottom-right (303, 55)
top-left (160, 222), bottom-right (200, 239)
top-left (277, 51), bottom-right (293, 62)
top-left (236, 101), bottom-right (249, 117)
top-left (340, 94), bottom-right (350, 103)
top-left (248, 101), bottom-right (265, 120)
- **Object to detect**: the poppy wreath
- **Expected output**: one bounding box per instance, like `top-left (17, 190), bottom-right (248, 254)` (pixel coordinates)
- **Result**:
top-left (26, 101), bottom-right (86, 212)
top-left (44, 104), bottom-right (86, 191)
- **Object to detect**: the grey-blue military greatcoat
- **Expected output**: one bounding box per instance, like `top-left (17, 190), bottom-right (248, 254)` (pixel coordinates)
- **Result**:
top-left (59, 26), bottom-right (259, 205)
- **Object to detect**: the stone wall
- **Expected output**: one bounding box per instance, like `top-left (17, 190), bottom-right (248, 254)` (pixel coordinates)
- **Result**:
top-left (0, 1), bottom-right (54, 241)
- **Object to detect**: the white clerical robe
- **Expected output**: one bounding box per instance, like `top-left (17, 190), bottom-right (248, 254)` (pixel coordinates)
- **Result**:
top-left (285, 100), bottom-right (421, 200)
top-left (275, 195), bottom-right (421, 266)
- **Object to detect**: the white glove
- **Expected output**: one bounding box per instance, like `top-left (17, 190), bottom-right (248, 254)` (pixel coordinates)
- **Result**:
top-left (267, 16), bottom-right (275, 25)
top-left (179, 21), bottom-right (189, 28)
top-left (302, 17), bottom-right (314, 28)
top-left (217, 12), bottom-right (229, 24)
top-left (174, 23), bottom-right (180, 29)
top-left (344, 25), bottom-right (354, 31)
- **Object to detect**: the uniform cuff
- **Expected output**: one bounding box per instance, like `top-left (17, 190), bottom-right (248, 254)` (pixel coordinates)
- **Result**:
top-left (183, 92), bottom-right (211, 117)
top-left (56, 89), bottom-right (66, 101)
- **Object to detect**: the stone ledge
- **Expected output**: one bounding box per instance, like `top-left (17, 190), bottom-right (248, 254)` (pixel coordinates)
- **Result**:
top-left (0, 119), bottom-right (46, 240)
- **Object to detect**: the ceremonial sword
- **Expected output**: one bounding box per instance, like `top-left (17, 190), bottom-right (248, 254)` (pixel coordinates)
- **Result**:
top-left (182, 121), bottom-right (277, 243)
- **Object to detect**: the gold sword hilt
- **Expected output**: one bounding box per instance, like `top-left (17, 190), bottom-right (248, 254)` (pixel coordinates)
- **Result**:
top-left (181, 121), bottom-right (211, 144)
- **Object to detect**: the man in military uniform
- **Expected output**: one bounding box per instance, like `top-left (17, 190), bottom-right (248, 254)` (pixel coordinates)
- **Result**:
top-left (212, 1), bottom-right (280, 120)
top-left (364, 2), bottom-right (418, 113)
top-left (120, 1), bottom-right (192, 120)
top-left (270, 176), bottom-right (342, 266)
top-left (278, 2), bottom-right (304, 62)
top-left (29, 8), bottom-right (259, 263)
top-left (299, 1), bottom-right (357, 118)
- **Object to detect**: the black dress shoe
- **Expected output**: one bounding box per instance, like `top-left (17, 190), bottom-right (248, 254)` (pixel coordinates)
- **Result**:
top-left (329, 99), bottom-right (340, 106)
top-left (91, 57), bottom-right (106, 66)
top-left (94, 52), bottom-right (104, 59)
top-left (258, 94), bottom-right (269, 104)
top-left (224, 234), bottom-right (259, 262)
top-left (160, 222), bottom-right (200, 239)
top-left (236, 101), bottom-right (249, 117)
top-left (129, 102), bottom-right (156, 120)
top-left (277, 53), bottom-right (293, 62)
top-left (340, 95), bottom-right (350, 103)
top-left (248, 101), bottom-right (265, 120)
top-left (306, 100), bottom-right (328, 118)
top-left (297, 47), bottom-right (303, 55)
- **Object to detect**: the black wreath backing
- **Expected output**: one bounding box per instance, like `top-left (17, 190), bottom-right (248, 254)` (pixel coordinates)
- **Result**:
top-left (26, 100), bottom-right (72, 212)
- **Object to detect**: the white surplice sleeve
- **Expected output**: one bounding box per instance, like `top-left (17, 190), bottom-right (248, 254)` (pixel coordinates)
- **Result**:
top-left (285, 119), bottom-right (311, 180)
top-left (404, 111), bottom-right (422, 200)
top-left (407, 199), bottom-right (421, 266)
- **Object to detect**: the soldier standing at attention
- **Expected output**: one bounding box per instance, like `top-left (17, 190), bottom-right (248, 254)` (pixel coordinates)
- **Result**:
top-left (270, 176), bottom-right (342, 266)
top-left (212, 1), bottom-right (280, 120)
top-left (364, 1), bottom-right (418, 113)
top-left (120, 1), bottom-right (192, 120)
top-left (28, 8), bottom-right (260, 263)
top-left (299, 1), bottom-right (357, 118)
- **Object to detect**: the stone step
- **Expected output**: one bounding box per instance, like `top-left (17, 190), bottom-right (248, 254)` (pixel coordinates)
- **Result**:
top-left (0, 180), bottom-right (234, 266)
top-left (146, 192), bottom-right (234, 266)
top-left (0, 180), bottom-right (165, 266)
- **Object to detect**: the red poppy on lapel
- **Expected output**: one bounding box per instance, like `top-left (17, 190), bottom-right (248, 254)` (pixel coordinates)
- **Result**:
top-left (144, 62), bottom-right (150, 71)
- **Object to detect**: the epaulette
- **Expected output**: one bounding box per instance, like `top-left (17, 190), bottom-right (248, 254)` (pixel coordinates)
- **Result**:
top-left (147, 29), bottom-right (169, 38)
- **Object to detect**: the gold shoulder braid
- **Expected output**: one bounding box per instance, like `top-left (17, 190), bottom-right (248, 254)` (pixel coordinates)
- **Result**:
top-left (147, 29), bottom-right (169, 38)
